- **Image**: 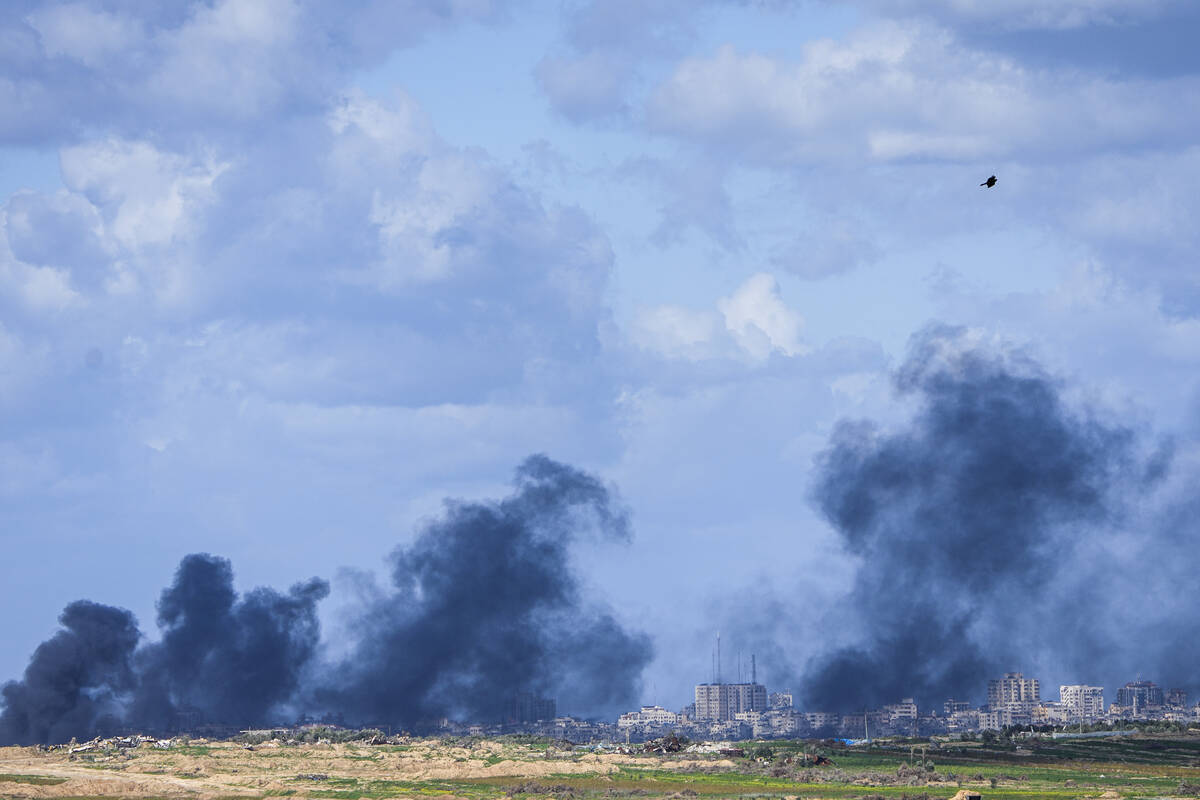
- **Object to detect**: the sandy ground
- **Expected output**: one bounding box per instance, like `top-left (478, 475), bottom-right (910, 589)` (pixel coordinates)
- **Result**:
top-left (0, 739), bottom-right (734, 799)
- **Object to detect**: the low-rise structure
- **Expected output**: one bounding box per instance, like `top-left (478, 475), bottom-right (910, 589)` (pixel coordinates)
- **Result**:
top-left (617, 706), bottom-right (680, 729)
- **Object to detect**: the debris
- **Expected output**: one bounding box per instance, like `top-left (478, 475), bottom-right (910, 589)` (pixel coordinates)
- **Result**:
top-left (642, 734), bottom-right (686, 754)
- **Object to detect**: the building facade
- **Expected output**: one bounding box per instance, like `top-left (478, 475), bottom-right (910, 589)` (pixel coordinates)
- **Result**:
top-left (1116, 681), bottom-right (1164, 711)
top-left (617, 705), bottom-right (680, 729)
top-left (1059, 685), bottom-right (1105, 721)
top-left (988, 672), bottom-right (1041, 708)
top-left (693, 682), bottom-right (768, 721)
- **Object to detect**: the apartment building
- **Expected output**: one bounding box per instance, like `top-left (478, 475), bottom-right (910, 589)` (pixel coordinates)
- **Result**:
top-left (1059, 685), bottom-right (1104, 721)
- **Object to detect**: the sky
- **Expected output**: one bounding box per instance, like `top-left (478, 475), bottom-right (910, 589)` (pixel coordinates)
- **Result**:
top-left (3, 0), bottom-right (1200, 722)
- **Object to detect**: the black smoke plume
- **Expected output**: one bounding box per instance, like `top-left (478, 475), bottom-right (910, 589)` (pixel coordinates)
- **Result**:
top-left (0, 601), bottom-right (140, 746)
top-left (0, 557), bottom-right (327, 744)
top-left (319, 454), bottom-right (652, 726)
top-left (803, 325), bottom-right (1161, 711)
top-left (129, 554), bottom-right (329, 731)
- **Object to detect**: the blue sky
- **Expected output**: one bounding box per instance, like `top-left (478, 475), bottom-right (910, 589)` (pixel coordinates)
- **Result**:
top-left (3, 0), bottom-right (1200, 716)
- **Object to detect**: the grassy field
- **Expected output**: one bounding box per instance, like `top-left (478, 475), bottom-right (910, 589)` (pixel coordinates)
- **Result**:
top-left (4, 732), bottom-right (1200, 800)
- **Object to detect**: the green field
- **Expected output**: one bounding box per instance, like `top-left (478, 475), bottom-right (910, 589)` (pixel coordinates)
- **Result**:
top-left (5, 732), bottom-right (1200, 799)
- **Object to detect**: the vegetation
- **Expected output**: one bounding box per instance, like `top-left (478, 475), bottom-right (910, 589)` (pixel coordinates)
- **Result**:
top-left (8, 731), bottom-right (1200, 798)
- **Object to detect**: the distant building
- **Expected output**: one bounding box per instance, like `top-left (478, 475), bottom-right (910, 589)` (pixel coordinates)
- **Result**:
top-left (945, 708), bottom-right (980, 732)
top-left (803, 710), bottom-right (840, 730)
top-left (943, 699), bottom-right (972, 716)
top-left (883, 698), bottom-right (918, 728)
top-left (1059, 685), bottom-right (1104, 721)
top-left (694, 682), bottom-right (768, 721)
top-left (769, 691), bottom-right (793, 709)
top-left (1116, 681), bottom-right (1163, 712)
top-left (1167, 688), bottom-right (1188, 709)
top-left (1033, 702), bottom-right (1069, 725)
top-left (617, 705), bottom-right (679, 729)
top-left (988, 672), bottom-right (1040, 709)
top-left (507, 692), bottom-right (556, 724)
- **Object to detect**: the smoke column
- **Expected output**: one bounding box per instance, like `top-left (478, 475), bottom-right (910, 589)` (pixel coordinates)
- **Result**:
top-left (0, 602), bottom-right (140, 745)
top-left (802, 324), bottom-right (1161, 711)
top-left (319, 454), bottom-right (652, 726)
top-left (129, 554), bottom-right (330, 732)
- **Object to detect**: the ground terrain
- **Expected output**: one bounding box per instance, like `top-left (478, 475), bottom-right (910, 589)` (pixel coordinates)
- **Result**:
top-left (4, 732), bottom-right (1200, 800)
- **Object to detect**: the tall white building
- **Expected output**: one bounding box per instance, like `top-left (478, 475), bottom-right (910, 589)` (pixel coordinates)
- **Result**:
top-left (1059, 685), bottom-right (1104, 721)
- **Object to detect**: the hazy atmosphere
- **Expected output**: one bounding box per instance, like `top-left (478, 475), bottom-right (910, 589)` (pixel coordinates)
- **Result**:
top-left (4, 0), bottom-right (1200, 743)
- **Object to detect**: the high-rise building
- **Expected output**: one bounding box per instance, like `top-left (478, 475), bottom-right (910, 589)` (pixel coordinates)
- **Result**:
top-left (1167, 688), bottom-right (1188, 709)
top-left (987, 672), bottom-right (1040, 708)
top-left (1059, 685), bottom-right (1104, 720)
top-left (694, 682), bottom-right (768, 721)
top-left (1116, 681), bottom-right (1163, 710)
top-left (507, 692), bottom-right (556, 724)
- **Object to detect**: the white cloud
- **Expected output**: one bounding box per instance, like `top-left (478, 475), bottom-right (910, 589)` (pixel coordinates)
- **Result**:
top-left (630, 304), bottom-right (724, 360)
top-left (59, 139), bottom-right (227, 251)
top-left (646, 23), bottom-right (1199, 164)
top-left (630, 273), bottom-right (806, 363)
top-left (853, 0), bottom-right (1177, 30)
top-left (718, 273), bottom-right (806, 360)
top-left (536, 51), bottom-right (632, 122)
top-left (25, 2), bottom-right (140, 68)
top-left (1, 0), bottom-right (503, 146)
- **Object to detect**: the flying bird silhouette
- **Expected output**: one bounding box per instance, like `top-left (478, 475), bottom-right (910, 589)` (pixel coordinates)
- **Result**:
top-left (980, 175), bottom-right (997, 188)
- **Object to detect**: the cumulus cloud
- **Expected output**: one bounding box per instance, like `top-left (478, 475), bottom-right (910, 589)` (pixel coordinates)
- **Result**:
top-left (645, 22), bottom-right (1200, 164)
top-left (631, 272), bottom-right (805, 363)
top-left (536, 0), bottom-right (712, 122)
top-left (0, 0), bottom-right (504, 146)
top-left (718, 273), bottom-right (806, 359)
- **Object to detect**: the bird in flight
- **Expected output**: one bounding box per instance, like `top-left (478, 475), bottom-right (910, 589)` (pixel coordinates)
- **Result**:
top-left (980, 175), bottom-right (997, 188)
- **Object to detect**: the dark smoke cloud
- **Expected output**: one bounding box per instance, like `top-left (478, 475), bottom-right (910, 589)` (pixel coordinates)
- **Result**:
top-left (320, 454), bottom-right (653, 726)
top-left (802, 324), bottom-right (1162, 711)
top-left (130, 554), bottom-right (330, 731)
top-left (1, 456), bottom-right (650, 743)
top-left (0, 557), bottom-right (328, 744)
top-left (0, 601), bottom-right (140, 746)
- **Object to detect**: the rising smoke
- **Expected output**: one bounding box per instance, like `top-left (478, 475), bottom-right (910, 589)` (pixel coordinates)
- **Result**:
top-left (0, 602), bottom-right (140, 746)
top-left (317, 454), bottom-right (653, 726)
top-left (0, 456), bottom-right (649, 744)
top-left (801, 324), bottom-right (1171, 711)
top-left (128, 554), bottom-right (330, 733)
